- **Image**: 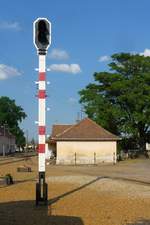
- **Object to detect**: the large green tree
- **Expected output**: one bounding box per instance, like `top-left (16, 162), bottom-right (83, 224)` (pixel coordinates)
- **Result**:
top-left (0, 96), bottom-right (27, 147)
top-left (79, 53), bottom-right (150, 150)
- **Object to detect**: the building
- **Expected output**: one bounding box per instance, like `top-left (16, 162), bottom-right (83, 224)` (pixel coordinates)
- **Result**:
top-left (146, 143), bottom-right (150, 151)
top-left (49, 118), bottom-right (120, 165)
top-left (0, 127), bottom-right (16, 155)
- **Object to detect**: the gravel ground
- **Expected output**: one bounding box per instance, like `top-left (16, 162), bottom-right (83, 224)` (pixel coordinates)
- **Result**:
top-left (47, 175), bottom-right (150, 198)
top-left (1, 156), bottom-right (150, 225)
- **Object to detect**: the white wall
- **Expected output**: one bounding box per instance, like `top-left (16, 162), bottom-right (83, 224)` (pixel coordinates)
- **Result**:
top-left (0, 136), bottom-right (16, 155)
top-left (146, 143), bottom-right (150, 151)
top-left (56, 141), bottom-right (117, 165)
top-left (45, 143), bottom-right (54, 159)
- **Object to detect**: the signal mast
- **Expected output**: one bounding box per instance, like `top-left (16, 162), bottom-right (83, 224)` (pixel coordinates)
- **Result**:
top-left (33, 18), bottom-right (51, 205)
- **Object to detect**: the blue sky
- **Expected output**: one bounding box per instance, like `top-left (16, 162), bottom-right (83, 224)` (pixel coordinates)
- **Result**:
top-left (0, 0), bottom-right (150, 140)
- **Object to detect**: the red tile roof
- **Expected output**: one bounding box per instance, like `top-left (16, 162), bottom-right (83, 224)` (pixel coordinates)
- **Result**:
top-left (51, 124), bottom-right (73, 137)
top-left (50, 118), bottom-right (120, 141)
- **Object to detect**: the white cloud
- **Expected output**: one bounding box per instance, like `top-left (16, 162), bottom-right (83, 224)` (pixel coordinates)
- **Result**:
top-left (0, 21), bottom-right (21, 30)
top-left (68, 97), bottom-right (78, 104)
top-left (48, 49), bottom-right (69, 60)
top-left (98, 55), bottom-right (110, 62)
top-left (0, 64), bottom-right (21, 80)
top-left (48, 64), bottom-right (81, 74)
top-left (140, 49), bottom-right (150, 57)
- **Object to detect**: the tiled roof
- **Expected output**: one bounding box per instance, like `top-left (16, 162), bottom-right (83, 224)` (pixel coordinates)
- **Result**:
top-left (51, 124), bottom-right (73, 137)
top-left (50, 118), bottom-right (120, 141)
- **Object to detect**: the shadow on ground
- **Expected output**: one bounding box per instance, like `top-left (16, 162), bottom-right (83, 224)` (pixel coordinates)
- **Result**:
top-left (105, 176), bottom-right (150, 186)
top-left (0, 178), bottom-right (37, 189)
top-left (126, 219), bottom-right (150, 224)
top-left (0, 200), bottom-right (84, 225)
top-left (48, 176), bottom-right (105, 204)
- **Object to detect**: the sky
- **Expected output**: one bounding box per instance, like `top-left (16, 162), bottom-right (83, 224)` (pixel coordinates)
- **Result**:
top-left (0, 0), bottom-right (150, 141)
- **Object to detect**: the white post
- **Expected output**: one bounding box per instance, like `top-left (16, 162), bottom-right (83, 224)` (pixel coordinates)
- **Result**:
top-left (36, 53), bottom-right (48, 205)
top-left (38, 54), bottom-right (46, 172)
top-left (34, 17), bottom-right (51, 206)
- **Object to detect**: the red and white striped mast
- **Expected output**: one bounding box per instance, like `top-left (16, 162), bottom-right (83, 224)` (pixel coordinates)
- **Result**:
top-left (33, 18), bottom-right (51, 205)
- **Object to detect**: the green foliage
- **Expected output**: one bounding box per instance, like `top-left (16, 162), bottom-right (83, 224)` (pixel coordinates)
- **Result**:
top-left (0, 96), bottom-right (27, 147)
top-left (79, 53), bottom-right (150, 150)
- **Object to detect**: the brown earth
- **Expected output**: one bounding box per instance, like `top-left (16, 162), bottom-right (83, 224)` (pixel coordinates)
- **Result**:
top-left (1, 155), bottom-right (150, 225)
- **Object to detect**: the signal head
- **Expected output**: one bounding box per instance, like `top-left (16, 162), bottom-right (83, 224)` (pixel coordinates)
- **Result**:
top-left (33, 18), bottom-right (51, 55)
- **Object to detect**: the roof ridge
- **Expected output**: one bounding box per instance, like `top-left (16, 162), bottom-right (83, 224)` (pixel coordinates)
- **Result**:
top-left (55, 124), bottom-right (75, 137)
top-left (86, 118), bottom-right (117, 137)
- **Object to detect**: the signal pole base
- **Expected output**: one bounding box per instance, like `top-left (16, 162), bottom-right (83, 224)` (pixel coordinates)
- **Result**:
top-left (36, 172), bottom-right (48, 206)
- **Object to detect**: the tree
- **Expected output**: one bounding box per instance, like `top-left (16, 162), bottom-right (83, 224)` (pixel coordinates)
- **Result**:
top-left (0, 96), bottom-right (27, 147)
top-left (79, 53), bottom-right (150, 150)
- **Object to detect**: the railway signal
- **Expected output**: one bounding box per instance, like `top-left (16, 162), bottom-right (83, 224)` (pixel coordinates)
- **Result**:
top-left (33, 18), bottom-right (51, 205)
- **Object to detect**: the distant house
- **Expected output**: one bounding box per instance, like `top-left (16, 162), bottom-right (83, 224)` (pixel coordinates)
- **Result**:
top-left (49, 118), bottom-right (120, 165)
top-left (0, 127), bottom-right (16, 155)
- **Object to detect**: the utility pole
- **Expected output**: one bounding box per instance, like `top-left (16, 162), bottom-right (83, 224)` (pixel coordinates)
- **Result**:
top-left (26, 129), bottom-right (28, 151)
top-left (33, 18), bottom-right (51, 205)
top-left (81, 106), bottom-right (85, 120)
top-left (1, 123), bottom-right (7, 156)
top-left (76, 112), bottom-right (80, 123)
top-left (3, 124), bottom-right (5, 157)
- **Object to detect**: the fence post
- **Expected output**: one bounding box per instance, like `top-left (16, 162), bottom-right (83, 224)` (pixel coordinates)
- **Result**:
top-left (94, 152), bottom-right (96, 165)
top-left (113, 152), bottom-right (116, 165)
top-left (75, 152), bottom-right (76, 165)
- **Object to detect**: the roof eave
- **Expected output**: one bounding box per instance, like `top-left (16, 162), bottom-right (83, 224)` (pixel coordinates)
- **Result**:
top-left (50, 137), bottom-right (121, 141)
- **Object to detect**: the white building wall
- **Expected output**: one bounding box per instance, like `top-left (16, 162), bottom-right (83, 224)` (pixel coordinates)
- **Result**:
top-left (146, 143), bottom-right (150, 151)
top-left (0, 136), bottom-right (16, 155)
top-left (56, 141), bottom-right (117, 165)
